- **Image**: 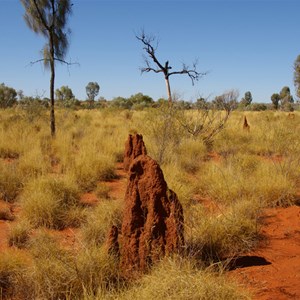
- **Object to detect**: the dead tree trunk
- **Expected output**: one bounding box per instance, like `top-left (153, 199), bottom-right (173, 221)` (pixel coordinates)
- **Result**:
top-left (165, 77), bottom-right (172, 104)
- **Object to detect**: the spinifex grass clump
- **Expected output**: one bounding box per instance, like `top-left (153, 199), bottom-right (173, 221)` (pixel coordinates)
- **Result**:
top-left (0, 162), bottom-right (23, 202)
top-left (28, 231), bottom-right (79, 299)
top-left (82, 199), bottom-right (123, 247)
top-left (70, 153), bottom-right (117, 191)
top-left (27, 231), bottom-right (121, 300)
top-left (21, 175), bottom-right (84, 229)
top-left (177, 138), bottom-right (207, 174)
top-left (18, 144), bottom-right (50, 178)
top-left (185, 199), bottom-right (260, 261)
top-left (0, 250), bottom-right (31, 299)
top-left (8, 220), bottom-right (32, 249)
top-left (100, 257), bottom-right (250, 300)
top-left (194, 153), bottom-right (296, 207)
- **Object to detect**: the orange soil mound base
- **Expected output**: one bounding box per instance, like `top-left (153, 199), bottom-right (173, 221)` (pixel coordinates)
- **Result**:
top-left (229, 205), bottom-right (300, 300)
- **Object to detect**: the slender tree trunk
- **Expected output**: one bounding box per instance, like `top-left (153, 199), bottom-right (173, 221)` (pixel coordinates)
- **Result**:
top-left (165, 76), bottom-right (172, 106)
top-left (50, 32), bottom-right (56, 137)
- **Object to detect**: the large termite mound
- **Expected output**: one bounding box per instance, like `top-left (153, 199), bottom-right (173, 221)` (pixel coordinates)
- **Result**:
top-left (123, 133), bottom-right (147, 171)
top-left (121, 154), bottom-right (184, 274)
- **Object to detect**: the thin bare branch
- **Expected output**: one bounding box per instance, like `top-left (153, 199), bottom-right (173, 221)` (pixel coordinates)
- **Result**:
top-left (141, 67), bottom-right (163, 74)
top-left (29, 57), bottom-right (79, 66)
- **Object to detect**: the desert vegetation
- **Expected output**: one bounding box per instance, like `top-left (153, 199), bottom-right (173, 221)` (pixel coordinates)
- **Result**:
top-left (0, 1), bottom-right (299, 298)
top-left (0, 104), bottom-right (299, 299)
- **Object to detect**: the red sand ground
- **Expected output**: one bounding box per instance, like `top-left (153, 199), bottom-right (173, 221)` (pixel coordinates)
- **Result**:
top-left (0, 163), bottom-right (299, 299)
top-left (229, 205), bottom-right (300, 300)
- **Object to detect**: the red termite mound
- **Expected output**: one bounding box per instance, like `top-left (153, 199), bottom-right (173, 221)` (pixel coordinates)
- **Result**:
top-left (119, 134), bottom-right (184, 275)
top-left (123, 133), bottom-right (147, 171)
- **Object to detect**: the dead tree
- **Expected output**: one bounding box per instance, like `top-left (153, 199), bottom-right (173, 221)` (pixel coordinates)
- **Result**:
top-left (136, 30), bottom-right (206, 105)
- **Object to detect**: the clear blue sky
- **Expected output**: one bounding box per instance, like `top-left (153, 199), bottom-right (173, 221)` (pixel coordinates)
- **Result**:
top-left (1, 0), bottom-right (300, 103)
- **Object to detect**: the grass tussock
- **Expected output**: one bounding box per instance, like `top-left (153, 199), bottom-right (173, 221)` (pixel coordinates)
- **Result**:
top-left (185, 199), bottom-right (261, 261)
top-left (82, 199), bottom-right (124, 247)
top-left (28, 231), bottom-right (80, 299)
top-left (21, 176), bottom-right (83, 229)
top-left (70, 153), bottom-right (117, 192)
top-left (0, 162), bottom-right (23, 202)
top-left (194, 153), bottom-right (296, 207)
top-left (27, 230), bottom-right (121, 300)
top-left (0, 250), bottom-right (31, 299)
top-left (93, 257), bottom-right (250, 300)
top-left (8, 220), bottom-right (32, 249)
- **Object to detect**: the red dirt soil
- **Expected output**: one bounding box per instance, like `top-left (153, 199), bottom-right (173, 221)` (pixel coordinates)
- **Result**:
top-left (229, 205), bottom-right (300, 300)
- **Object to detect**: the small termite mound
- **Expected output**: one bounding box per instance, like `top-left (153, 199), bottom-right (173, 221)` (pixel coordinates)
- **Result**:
top-left (243, 116), bottom-right (250, 131)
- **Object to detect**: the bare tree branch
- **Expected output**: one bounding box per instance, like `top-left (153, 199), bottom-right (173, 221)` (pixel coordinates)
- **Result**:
top-left (29, 57), bottom-right (79, 66)
top-left (136, 29), bottom-right (206, 104)
top-left (136, 31), bottom-right (165, 72)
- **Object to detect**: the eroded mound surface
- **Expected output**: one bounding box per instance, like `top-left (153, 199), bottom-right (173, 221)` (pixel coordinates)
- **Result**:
top-left (121, 154), bottom-right (184, 274)
top-left (108, 134), bottom-right (185, 275)
top-left (123, 133), bottom-right (147, 171)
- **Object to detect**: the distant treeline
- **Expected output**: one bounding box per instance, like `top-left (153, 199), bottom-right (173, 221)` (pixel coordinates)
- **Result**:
top-left (0, 83), bottom-right (299, 112)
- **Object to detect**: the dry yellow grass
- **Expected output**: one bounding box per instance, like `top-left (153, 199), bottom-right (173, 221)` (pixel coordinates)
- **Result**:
top-left (0, 107), bottom-right (299, 299)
